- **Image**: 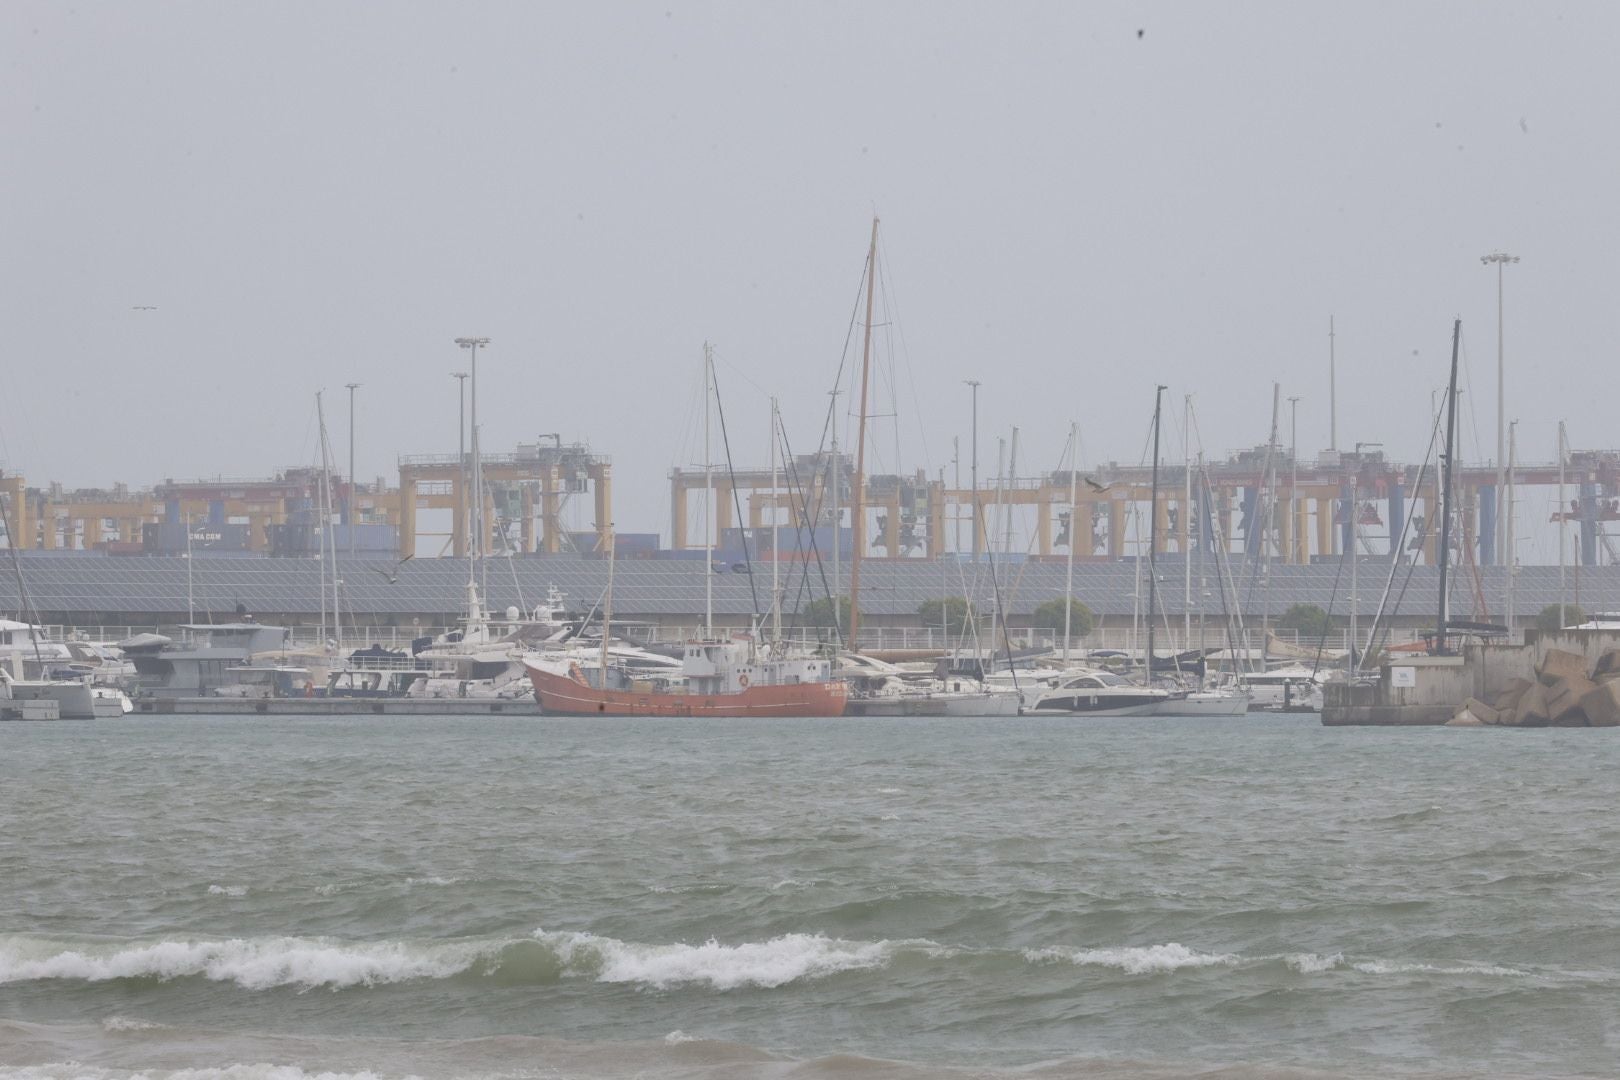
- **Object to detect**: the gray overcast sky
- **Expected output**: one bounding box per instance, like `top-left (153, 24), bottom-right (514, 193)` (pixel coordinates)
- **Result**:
top-left (5, 2), bottom-right (1616, 551)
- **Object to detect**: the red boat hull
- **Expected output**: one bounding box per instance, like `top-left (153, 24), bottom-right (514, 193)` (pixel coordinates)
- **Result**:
top-left (525, 663), bottom-right (848, 717)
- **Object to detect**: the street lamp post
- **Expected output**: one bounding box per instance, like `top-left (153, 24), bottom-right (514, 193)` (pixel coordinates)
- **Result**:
top-left (345, 382), bottom-right (360, 559)
top-left (1481, 251), bottom-right (1519, 568)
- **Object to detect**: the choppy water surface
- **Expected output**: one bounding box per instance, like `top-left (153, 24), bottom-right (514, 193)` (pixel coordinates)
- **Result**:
top-left (1, 716), bottom-right (1616, 1079)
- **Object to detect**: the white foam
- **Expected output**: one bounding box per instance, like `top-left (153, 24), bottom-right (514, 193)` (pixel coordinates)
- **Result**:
top-left (207, 885), bottom-right (248, 898)
top-left (101, 1015), bottom-right (169, 1031)
top-left (1025, 943), bottom-right (1239, 974)
top-left (1284, 952), bottom-right (1344, 973)
top-left (402, 877), bottom-right (461, 887)
top-left (0, 1068), bottom-right (409, 1080)
top-left (1351, 959), bottom-right (1529, 978)
top-left (0, 936), bottom-right (497, 991)
top-left (541, 930), bottom-right (893, 990)
top-left (664, 1030), bottom-right (698, 1044)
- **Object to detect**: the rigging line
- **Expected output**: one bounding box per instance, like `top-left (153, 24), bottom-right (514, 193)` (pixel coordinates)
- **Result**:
top-left (1365, 392), bottom-right (1447, 662)
top-left (1307, 524), bottom-right (1350, 679)
top-left (873, 243), bottom-right (932, 473)
top-left (708, 365), bottom-right (761, 621)
top-left (973, 493), bottom-right (1020, 693)
top-left (1199, 467), bottom-right (1245, 666)
top-left (815, 256), bottom-right (878, 461)
top-left (0, 485), bottom-right (46, 666)
top-left (777, 420), bottom-right (843, 649)
top-left (712, 352), bottom-right (774, 402)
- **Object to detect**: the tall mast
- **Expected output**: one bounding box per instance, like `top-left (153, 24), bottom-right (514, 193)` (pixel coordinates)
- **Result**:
top-left (847, 216), bottom-right (879, 650)
top-left (315, 391), bottom-right (328, 649)
top-left (829, 389), bottom-right (840, 617)
top-left (1004, 427), bottom-right (1019, 557)
top-left (1328, 316), bottom-right (1337, 452)
top-left (704, 342), bottom-right (713, 637)
top-left (1063, 421), bottom-right (1077, 664)
top-left (1184, 395), bottom-right (1193, 650)
top-left (454, 337), bottom-right (489, 599)
top-left (1507, 419), bottom-right (1517, 637)
top-left (1558, 420), bottom-right (1567, 629)
top-left (770, 396), bottom-right (781, 643)
top-left (1145, 385), bottom-right (1166, 686)
top-left (600, 524), bottom-right (614, 679)
top-left (1436, 318), bottom-right (1462, 654)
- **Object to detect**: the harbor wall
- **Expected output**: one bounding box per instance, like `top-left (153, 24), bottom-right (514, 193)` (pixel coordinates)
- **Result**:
top-left (1325, 629), bottom-right (1620, 726)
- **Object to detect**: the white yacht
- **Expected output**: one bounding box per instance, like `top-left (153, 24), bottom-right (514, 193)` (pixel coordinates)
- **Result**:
top-left (1238, 665), bottom-right (1326, 712)
top-left (1026, 670), bottom-right (1172, 717)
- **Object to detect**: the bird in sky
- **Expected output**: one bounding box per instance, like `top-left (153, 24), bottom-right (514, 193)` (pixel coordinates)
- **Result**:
top-left (1084, 476), bottom-right (1112, 493)
top-left (132, 305), bottom-right (157, 311)
top-left (373, 553), bottom-right (415, 584)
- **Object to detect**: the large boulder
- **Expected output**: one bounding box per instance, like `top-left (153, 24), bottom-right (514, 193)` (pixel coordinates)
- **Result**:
top-left (1579, 680), bottom-right (1620, 727)
top-left (1548, 675), bottom-right (1598, 726)
top-left (1593, 648), bottom-right (1620, 681)
top-left (1460, 697), bottom-right (1502, 726)
top-left (1447, 707), bottom-right (1484, 727)
top-left (1491, 677), bottom-right (1533, 714)
top-left (1537, 649), bottom-right (1589, 687)
top-left (1513, 682), bottom-right (1551, 727)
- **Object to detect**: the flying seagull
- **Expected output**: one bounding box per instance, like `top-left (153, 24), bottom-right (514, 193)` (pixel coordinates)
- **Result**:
top-left (132, 305), bottom-right (157, 311)
top-left (373, 553), bottom-right (415, 584)
top-left (1083, 476), bottom-right (1112, 493)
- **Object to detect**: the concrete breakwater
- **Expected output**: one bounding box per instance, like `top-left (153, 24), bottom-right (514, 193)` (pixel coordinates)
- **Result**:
top-left (1323, 629), bottom-right (1620, 727)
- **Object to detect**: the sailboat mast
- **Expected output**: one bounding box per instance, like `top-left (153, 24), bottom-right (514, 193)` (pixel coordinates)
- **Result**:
top-left (1145, 385), bottom-right (1166, 686)
top-left (601, 525), bottom-right (614, 679)
top-left (829, 389), bottom-right (840, 616)
top-left (316, 391), bottom-right (329, 649)
top-left (770, 396), bottom-right (781, 644)
top-left (847, 216), bottom-right (879, 650)
top-left (1436, 318), bottom-right (1462, 654)
top-left (1063, 421), bottom-right (1077, 664)
top-left (1507, 419), bottom-right (1517, 637)
top-left (1184, 395), bottom-right (1193, 650)
top-left (1558, 420), bottom-right (1567, 628)
top-left (0, 479), bottom-right (46, 668)
top-left (704, 343), bottom-right (713, 637)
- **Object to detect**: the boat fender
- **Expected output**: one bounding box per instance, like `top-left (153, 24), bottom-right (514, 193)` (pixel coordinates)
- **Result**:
top-left (304, 681), bottom-right (314, 698)
top-left (738, 673), bottom-right (749, 687)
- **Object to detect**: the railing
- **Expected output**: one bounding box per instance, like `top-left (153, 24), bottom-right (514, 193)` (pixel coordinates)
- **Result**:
top-left (33, 622), bottom-right (1424, 658)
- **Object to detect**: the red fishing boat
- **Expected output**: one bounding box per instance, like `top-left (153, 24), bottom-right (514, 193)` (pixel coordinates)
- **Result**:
top-left (525, 636), bottom-right (847, 717)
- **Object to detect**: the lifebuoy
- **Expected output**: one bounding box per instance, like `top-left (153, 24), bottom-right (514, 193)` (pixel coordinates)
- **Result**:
top-left (738, 673), bottom-right (750, 687)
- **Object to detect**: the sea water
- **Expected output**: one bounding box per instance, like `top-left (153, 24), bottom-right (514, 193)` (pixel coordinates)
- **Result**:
top-left (1, 715), bottom-right (1616, 1078)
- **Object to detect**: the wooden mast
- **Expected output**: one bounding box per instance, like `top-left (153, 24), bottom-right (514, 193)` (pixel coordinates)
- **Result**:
top-left (847, 216), bottom-right (880, 650)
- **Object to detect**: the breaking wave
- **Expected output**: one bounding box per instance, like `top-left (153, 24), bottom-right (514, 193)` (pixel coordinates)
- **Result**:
top-left (0, 932), bottom-right (1566, 993)
top-left (0, 1068), bottom-right (404, 1080)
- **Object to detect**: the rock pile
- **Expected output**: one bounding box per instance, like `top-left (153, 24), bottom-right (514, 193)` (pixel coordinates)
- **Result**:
top-left (1449, 648), bottom-right (1620, 727)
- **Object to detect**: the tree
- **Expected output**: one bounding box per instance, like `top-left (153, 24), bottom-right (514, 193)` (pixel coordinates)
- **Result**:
top-left (918, 595), bottom-right (976, 634)
top-left (1032, 597), bottom-right (1094, 638)
top-left (802, 596), bottom-right (851, 638)
top-left (1535, 603), bottom-right (1587, 633)
top-left (1277, 603), bottom-right (1332, 639)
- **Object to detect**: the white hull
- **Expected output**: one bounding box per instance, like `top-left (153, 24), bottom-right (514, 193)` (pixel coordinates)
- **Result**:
top-left (1155, 691), bottom-right (1251, 716)
top-left (1026, 697), bottom-right (1168, 717)
top-left (5, 679), bottom-right (130, 719)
